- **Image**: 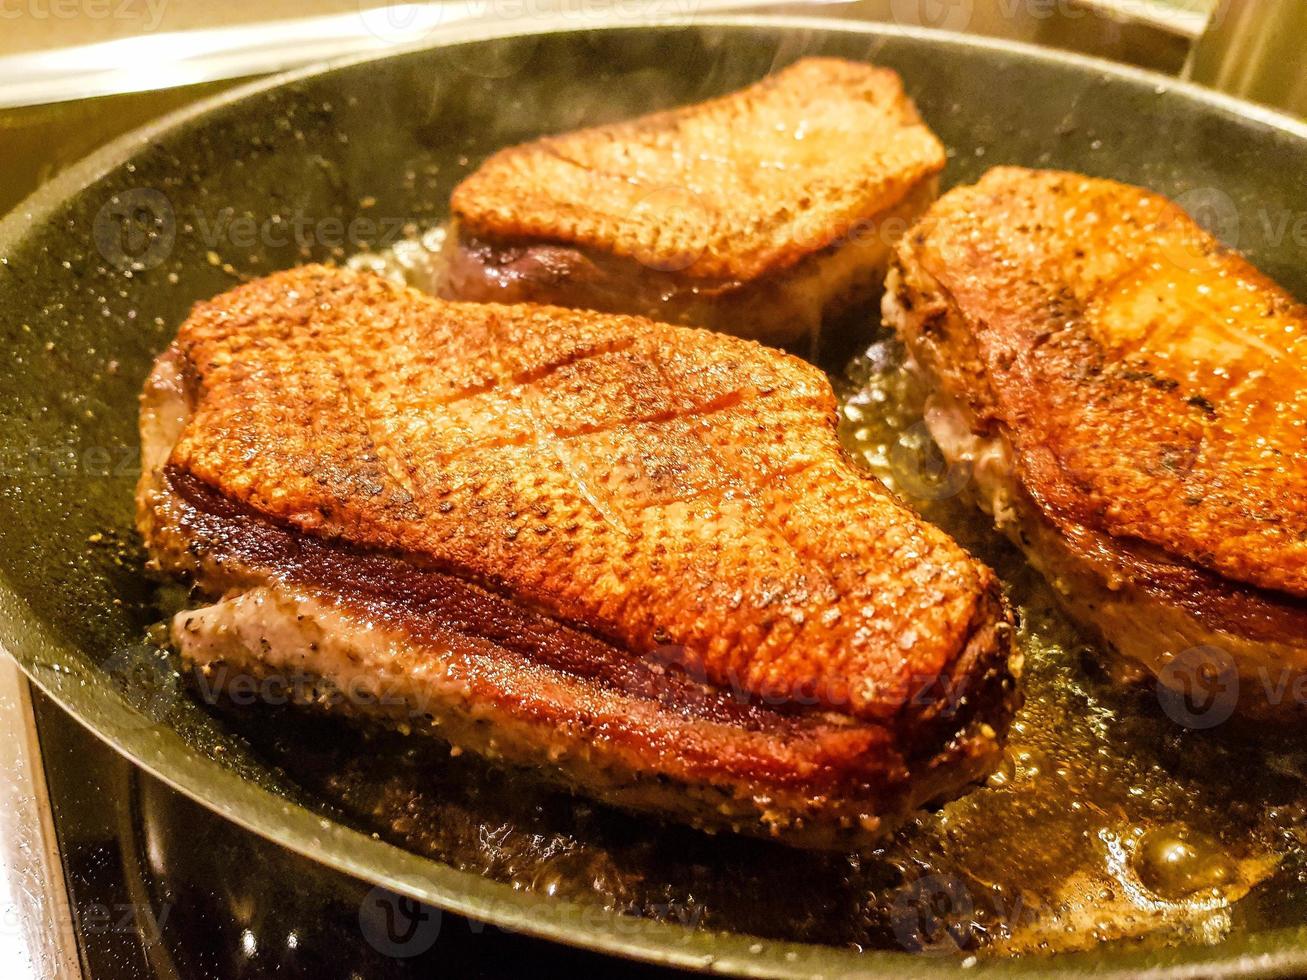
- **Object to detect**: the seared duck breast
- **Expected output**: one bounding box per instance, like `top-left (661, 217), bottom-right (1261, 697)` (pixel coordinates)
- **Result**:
top-left (887, 167), bottom-right (1307, 718)
top-left (139, 266), bottom-right (1019, 848)
top-left (441, 58), bottom-right (946, 347)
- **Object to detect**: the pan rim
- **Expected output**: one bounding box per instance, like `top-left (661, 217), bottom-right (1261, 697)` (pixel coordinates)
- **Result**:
top-left (2, 15), bottom-right (1306, 977)
top-left (1, 13), bottom-right (1303, 242)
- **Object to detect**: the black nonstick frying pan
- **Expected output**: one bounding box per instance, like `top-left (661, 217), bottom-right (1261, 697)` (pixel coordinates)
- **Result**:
top-left (2, 16), bottom-right (1306, 977)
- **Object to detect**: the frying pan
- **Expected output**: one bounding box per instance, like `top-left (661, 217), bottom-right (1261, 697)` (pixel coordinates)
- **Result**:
top-left (2, 16), bottom-right (1306, 978)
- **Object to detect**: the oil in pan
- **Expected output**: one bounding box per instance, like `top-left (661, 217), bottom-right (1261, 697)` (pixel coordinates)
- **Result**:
top-left (188, 291), bottom-right (1307, 957)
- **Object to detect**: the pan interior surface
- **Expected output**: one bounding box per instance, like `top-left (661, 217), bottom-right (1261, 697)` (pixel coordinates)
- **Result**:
top-left (1, 19), bottom-right (1306, 976)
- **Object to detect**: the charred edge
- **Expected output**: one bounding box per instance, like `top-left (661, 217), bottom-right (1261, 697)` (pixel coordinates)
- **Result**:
top-left (441, 212), bottom-right (907, 351)
top-left (443, 231), bottom-right (745, 302)
top-left (1091, 531), bottom-right (1307, 644)
top-left (896, 576), bottom-right (1020, 771)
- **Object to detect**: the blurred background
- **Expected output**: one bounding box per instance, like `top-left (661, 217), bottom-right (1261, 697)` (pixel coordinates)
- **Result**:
top-left (0, 0), bottom-right (1219, 56)
top-left (5, 0), bottom-right (1289, 220)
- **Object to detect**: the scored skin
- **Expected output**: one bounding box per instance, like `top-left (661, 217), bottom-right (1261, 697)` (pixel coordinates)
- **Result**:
top-left (140, 347), bottom-right (1017, 851)
top-left (897, 168), bottom-right (1307, 602)
top-left (155, 265), bottom-right (1009, 728)
top-left (447, 57), bottom-right (946, 288)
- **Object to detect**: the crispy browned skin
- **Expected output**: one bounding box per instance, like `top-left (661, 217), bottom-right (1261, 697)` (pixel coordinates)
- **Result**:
top-left (138, 265), bottom-right (1019, 847)
top-left (442, 57), bottom-right (945, 344)
top-left (157, 265), bottom-right (1003, 722)
top-left (890, 167), bottom-right (1307, 712)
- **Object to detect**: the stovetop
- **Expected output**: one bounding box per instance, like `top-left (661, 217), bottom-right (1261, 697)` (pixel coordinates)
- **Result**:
top-left (33, 690), bottom-right (691, 978)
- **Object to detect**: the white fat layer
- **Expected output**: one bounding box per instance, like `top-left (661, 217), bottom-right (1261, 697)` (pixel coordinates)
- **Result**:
top-left (176, 585), bottom-right (453, 720)
top-left (170, 584), bottom-right (960, 847)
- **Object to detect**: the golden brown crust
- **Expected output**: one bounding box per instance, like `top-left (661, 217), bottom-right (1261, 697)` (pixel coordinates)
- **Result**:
top-left (139, 329), bottom-right (1019, 848)
top-left (899, 167), bottom-right (1307, 600)
top-left (154, 265), bottom-right (1012, 726)
top-left (449, 57), bottom-right (946, 286)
